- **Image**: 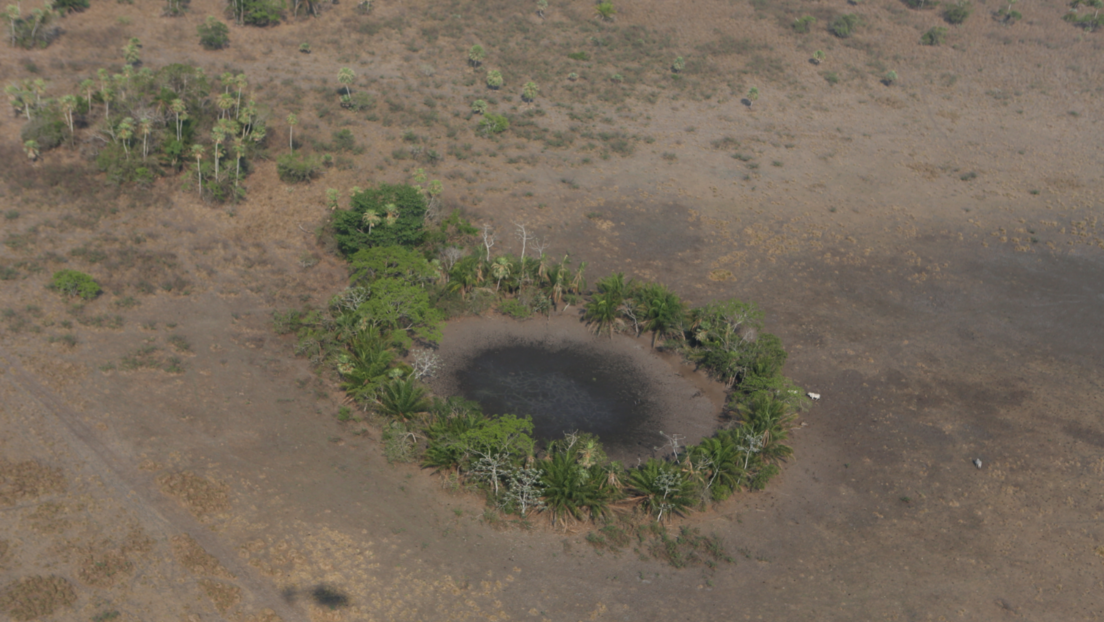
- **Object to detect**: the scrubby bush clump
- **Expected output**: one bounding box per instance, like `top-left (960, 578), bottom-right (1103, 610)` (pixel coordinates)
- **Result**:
top-left (829, 13), bottom-right (862, 38)
top-left (277, 153), bottom-right (321, 183)
top-left (197, 16), bottom-right (230, 49)
top-left (50, 270), bottom-right (101, 299)
top-left (943, 1), bottom-right (973, 24)
top-left (331, 183), bottom-right (429, 255)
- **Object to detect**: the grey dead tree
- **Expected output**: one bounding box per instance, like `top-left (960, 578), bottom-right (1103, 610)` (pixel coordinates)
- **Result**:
top-left (658, 430), bottom-right (686, 463)
top-left (515, 223), bottom-right (535, 280)
top-left (481, 224), bottom-right (496, 261)
top-left (440, 246), bottom-right (467, 272)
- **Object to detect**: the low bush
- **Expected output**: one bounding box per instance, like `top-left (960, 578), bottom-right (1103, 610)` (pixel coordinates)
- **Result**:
top-left (792, 15), bottom-right (816, 33)
top-left (276, 152), bottom-right (320, 183)
top-left (20, 116), bottom-right (67, 152)
top-left (197, 16), bottom-right (230, 50)
top-left (52, 0), bottom-right (90, 13)
top-left (943, 1), bottom-right (973, 24)
top-left (478, 113), bottom-right (509, 137)
top-left (829, 13), bottom-right (862, 38)
top-left (920, 26), bottom-right (947, 45)
top-left (50, 270), bottom-right (101, 300)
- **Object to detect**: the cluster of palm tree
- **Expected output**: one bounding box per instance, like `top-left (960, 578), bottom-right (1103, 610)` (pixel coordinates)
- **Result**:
top-left (443, 249), bottom-right (587, 311)
top-left (413, 391), bottom-right (797, 526)
top-left (5, 63), bottom-right (268, 200)
top-left (584, 273), bottom-right (684, 348)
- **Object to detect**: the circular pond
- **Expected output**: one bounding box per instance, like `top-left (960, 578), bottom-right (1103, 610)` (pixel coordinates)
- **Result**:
top-left (430, 314), bottom-right (725, 461)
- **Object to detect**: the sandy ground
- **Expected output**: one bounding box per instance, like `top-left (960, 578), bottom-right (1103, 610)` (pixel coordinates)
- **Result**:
top-left (2, 0), bottom-right (1104, 620)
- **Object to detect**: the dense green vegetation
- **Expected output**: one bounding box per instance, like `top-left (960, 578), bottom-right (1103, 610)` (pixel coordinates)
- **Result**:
top-left (275, 184), bottom-right (807, 526)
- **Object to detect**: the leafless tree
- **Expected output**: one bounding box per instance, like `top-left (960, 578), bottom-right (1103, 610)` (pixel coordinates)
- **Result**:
top-left (411, 349), bottom-right (441, 380)
top-left (658, 430), bottom-right (686, 462)
top-left (481, 224), bottom-right (496, 261)
top-left (441, 246), bottom-right (467, 271)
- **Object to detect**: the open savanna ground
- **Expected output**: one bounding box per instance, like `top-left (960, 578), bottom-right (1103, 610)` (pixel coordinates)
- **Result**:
top-left (2, 0), bottom-right (1103, 619)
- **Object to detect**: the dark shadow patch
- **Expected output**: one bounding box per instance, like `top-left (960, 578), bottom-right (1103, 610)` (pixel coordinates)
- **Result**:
top-left (311, 584), bottom-right (350, 609)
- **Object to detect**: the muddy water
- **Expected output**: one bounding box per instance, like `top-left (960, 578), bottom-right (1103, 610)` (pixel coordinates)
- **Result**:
top-left (455, 344), bottom-right (663, 451)
top-left (431, 315), bottom-right (728, 462)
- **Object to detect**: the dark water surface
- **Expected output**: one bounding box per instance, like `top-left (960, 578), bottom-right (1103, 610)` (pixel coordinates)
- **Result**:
top-left (455, 344), bottom-right (663, 453)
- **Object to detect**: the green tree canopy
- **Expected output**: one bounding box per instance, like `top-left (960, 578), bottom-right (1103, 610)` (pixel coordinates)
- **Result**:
top-left (349, 245), bottom-right (436, 286)
top-left (333, 183), bottom-right (428, 255)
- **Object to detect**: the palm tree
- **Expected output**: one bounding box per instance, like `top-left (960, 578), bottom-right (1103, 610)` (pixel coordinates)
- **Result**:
top-left (287, 112), bottom-right (298, 151)
top-left (747, 87), bottom-right (759, 107)
top-left (24, 140), bottom-right (39, 161)
top-left (361, 209), bottom-right (381, 235)
top-left (171, 98), bottom-right (186, 141)
top-left (59, 95), bottom-right (77, 135)
top-left (190, 144), bottom-right (204, 195)
top-left (139, 117), bottom-right (152, 160)
top-left (491, 256), bottom-right (511, 291)
top-left (486, 70), bottom-right (503, 90)
top-left (217, 92), bottom-right (234, 120)
top-left (79, 79), bottom-right (95, 113)
top-left (522, 81), bottom-right (539, 103)
top-left (689, 436), bottom-right (742, 502)
top-left (232, 137), bottom-right (244, 186)
top-left (4, 5), bottom-right (19, 47)
top-left (584, 292), bottom-right (620, 338)
top-left (539, 451), bottom-right (613, 526)
top-left (638, 283), bottom-right (685, 348)
top-left (468, 44), bottom-right (485, 67)
top-left (211, 124), bottom-right (225, 181)
top-left (233, 73), bottom-right (247, 115)
top-left (383, 203), bottom-right (399, 226)
top-left (812, 50), bottom-right (826, 65)
top-left (337, 67), bottom-right (355, 98)
top-left (378, 378), bottom-right (430, 420)
top-left (117, 117), bottom-right (134, 159)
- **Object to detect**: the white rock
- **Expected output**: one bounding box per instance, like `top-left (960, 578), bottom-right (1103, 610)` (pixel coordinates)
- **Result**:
top-left (807, 392), bottom-right (821, 401)
top-left (973, 458), bottom-right (983, 469)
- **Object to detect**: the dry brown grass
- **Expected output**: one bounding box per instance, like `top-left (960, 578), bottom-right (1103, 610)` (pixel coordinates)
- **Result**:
top-left (199, 578), bottom-right (242, 613)
top-left (76, 545), bottom-right (134, 588)
top-left (171, 533), bottom-right (235, 579)
top-left (156, 471), bottom-right (230, 517)
top-left (0, 576), bottom-right (77, 621)
top-left (0, 461), bottom-right (66, 507)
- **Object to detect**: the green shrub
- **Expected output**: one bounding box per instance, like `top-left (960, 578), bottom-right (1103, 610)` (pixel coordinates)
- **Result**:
top-left (51, 270), bottom-right (101, 300)
top-left (499, 299), bottom-right (531, 319)
top-left (228, 0), bottom-right (284, 26)
top-left (332, 184), bottom-right (428, 255)
top-left (792, 15), bottom-right (816, 33)
top-left (829, 13), bottom-right (861, 37)
top-left (903, 0), bottom-right (935, 8)
top-left (486, 70), bottom-right (504, 89)
top-left (52, 0), bottom-right (89, 13)
top-left (943, 1), bottom-right (972, 24)
top-left (478, 113), bottom-right (509, 137)
top-left (197, 16), bottom-right (230, 50)
top-left (568, 51), bottom-right (590, 61)
top-left (595, 1), bottom-right (615, 20)
top-left (20, 116), bottom-right (66, 152)
top-left (342, 92), bottom-right (375, 111)
top-left (276, 152), bottom-right (320, 183)
top-left (331, 129), bottom-right (356, 151)
top-left (1064, 2), bottom-right (1104, 31)
top-left (920, 26), bottom-right (947, 45)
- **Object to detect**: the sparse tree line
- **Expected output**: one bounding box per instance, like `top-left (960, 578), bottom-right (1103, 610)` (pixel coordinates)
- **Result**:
top-left (6, 62), bottom-right (270, 202)
top-left (274, 185), bottom-right (808, 526)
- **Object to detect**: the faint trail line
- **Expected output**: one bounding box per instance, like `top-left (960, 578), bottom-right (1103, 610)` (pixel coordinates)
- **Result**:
top-left (0, 349), bottom-right (307, 622)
